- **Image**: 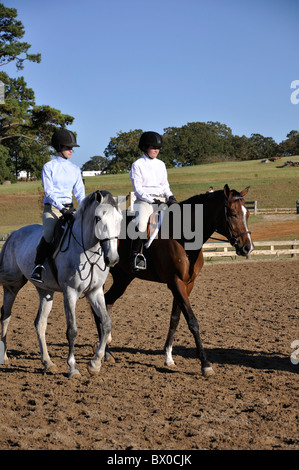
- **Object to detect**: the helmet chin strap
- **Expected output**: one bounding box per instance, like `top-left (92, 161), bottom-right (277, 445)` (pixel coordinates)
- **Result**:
top-left (59, 148), bottom-right (71, 159)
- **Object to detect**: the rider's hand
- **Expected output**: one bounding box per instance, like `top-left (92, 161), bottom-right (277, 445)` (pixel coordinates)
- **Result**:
top-left (153, 198), bottom-right (163, 206)
top-left (167, 195), bottom-right (177, 205)
top-left (60, 207), bottom-right (75, 220)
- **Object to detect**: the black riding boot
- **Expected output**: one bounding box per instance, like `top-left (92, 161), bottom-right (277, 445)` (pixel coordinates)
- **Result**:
top-left (130, 235), bottom-right (147, 271)
top-left (30, 236), bottom-right (51, 283)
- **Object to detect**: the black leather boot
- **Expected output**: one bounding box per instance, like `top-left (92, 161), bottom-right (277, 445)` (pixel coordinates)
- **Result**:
top-left (30, 237), bottom-right (51, 283)
top-left (130, 236), bottom-right (146, 271)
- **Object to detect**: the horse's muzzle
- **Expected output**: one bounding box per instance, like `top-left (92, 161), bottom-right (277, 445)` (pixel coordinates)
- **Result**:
top-left (104, 254), bottom-right (120, 267)
top-left (101, 238), bottom-right (120, 267)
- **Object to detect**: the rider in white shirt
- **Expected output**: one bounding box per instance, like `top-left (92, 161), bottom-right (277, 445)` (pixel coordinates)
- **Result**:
top-left (30, 129), bottom-right (85, 283)
top-left (129, 131), bottom-right (177, 271)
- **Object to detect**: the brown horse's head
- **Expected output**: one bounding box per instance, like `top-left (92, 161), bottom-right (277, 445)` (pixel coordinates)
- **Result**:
top-left (221, 184), bottom-right (254, 256)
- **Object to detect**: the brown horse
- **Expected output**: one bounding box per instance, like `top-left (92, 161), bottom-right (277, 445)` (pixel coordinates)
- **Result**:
top-left (94, 184), bottom-right (254, 377)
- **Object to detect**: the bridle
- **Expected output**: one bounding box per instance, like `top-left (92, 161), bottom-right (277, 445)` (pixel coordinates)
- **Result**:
top-left (211, 195), bottom-right (251, 247)
top-left (94, 215), bottom-right (119, 246)
top-left (59, 210), bottom-right (119, 269)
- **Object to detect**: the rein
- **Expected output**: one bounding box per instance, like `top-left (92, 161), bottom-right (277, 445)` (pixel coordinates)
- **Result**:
top-left (57, 207), bottom-right (118, 295)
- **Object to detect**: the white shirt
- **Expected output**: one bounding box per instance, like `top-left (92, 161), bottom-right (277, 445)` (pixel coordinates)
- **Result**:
top-left (130, 154), bottom-right (173, 204)
top-left (42, 156), bottom-right (85, 210)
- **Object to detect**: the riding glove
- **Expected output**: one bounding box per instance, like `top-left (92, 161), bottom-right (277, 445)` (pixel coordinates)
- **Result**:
top-left (60, 207), bottom-right (75, 220)
top-left (167, 195), bottom-right (177, 205)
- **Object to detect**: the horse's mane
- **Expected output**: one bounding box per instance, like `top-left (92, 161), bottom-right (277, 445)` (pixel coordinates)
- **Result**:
top-left (180, 189), bottom-right (223, 206)
top-left (76, 190), bottom-right (118, 216)
top-left (180, 188), bottom-right (241, 206)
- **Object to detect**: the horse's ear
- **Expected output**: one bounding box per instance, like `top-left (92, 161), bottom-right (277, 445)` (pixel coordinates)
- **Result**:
top-left (95, 191), bottom-right (102, 203)
top-left (240, 186), bottom-right (250, 197)
top-left (224, 184), bottom-right (230, 199)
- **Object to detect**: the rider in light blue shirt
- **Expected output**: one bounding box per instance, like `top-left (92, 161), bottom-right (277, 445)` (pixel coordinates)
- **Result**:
top-left (30, 129), bottom-right (85, 283)
top-left (42, 155), bottom-right (85, 211)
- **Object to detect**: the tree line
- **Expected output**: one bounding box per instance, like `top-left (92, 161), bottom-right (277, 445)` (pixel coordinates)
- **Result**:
top-left (1, 4), bottom-right (298, 182)
top-left (83, 125), bottom-right (299, 174)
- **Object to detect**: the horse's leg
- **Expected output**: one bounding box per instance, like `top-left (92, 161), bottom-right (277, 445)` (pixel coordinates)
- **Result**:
top-left (164, 281), bottom-right (196, 367)
top-left (90, 306), bottom-right (115, 363)
top-left (63, 289), bottom-right (80, 379)
top-left (171, 278), bottom-right (214, 377)
top-left (164, 281), bottom-right (195, 367)
top-left (93, 266), bottom-right (133, 362)
top-left (164, 299), bottom-right (181, 367)
top-left (87, 287), bottom-right (112, 375)
top-left (34, 288), bottom-right (57, 373)
top-left (1, 282), bottom-right (26, 364)
top-left (105, 265), bottom-right (134, 311)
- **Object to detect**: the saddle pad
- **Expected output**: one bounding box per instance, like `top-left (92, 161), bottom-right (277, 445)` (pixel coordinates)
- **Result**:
top-left (144, 210), bottom-right (165, 249)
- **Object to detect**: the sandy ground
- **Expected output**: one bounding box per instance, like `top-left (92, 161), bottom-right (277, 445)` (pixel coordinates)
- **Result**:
top-left (0, 256), bottom-right (298, 451)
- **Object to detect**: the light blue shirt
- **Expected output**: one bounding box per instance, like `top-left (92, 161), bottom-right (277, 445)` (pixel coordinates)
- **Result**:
top-left (42, 156), bottom-right (85, 210)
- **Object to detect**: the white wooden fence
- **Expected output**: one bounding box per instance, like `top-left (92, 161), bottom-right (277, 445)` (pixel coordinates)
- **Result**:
top-left (203, 240), bottom-right (299, 258)
top-left (246, 201), bottom-right (297, 215)
top-left (1, 238), bottom-right (298, 259)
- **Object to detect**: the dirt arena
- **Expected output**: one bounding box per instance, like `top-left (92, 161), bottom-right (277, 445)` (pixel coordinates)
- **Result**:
top-left (0, 255), bottom-right (298, 450)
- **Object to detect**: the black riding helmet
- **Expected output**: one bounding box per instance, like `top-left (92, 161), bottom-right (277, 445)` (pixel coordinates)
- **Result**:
top-left (138, 131), bottom-right (162, 151)
top-left (51, 128), bottom-right (80, 152)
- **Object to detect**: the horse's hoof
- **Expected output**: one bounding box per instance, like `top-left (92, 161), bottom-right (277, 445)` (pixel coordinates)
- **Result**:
top-left (105, 354), bottom-right (115, 364)
top-left (165, 360), bottom-right (176, 368)
top-left (68, 370), bottom-right (81, 379)
top-left (87, 363), bottom-right (101, 376)
top-left (44, 364), bottom-right (58, 374)
top-left (202, 366), bottom-right (214, 378)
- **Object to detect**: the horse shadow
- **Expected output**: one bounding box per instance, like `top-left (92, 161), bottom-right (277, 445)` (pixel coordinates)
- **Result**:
top-left (109, 345), bottom-right (299, 375)
top-left (1, 343), bottom-right (297, 376)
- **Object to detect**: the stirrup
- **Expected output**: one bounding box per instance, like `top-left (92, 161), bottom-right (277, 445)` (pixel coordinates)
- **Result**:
top-left (30, 264), bottom-right (45, 284)
top-left (133, 253), bottom-right (147, 271)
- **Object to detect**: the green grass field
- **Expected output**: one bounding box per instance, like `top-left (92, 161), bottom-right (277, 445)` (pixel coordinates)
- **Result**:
top-left (0, 155), bottom-right (298, 236)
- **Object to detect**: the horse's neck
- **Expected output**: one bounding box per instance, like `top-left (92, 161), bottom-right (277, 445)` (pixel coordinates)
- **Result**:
top-left (72, 215), bottom-right (98, 252)
top-left (201, 193), bottom-right (224, 243)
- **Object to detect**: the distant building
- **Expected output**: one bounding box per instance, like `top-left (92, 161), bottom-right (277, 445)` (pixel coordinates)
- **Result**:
top-left (82, 170), bottom-right (103, 177)
top-left (17, 171), bottom-right (31, 180)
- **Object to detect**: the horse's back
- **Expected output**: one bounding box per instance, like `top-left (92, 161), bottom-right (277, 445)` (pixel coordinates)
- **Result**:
top-left (0, 224), bottom-right (43, 285)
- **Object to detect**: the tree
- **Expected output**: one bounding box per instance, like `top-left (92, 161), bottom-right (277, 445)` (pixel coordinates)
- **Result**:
top-left (162, 121), bottom-right (235, 166)
top-left (0, 3), bottom-right (76, 180)
top-left (0, 144), bottom-right (14, 182)
top-left (0, 3), bottom-right (41, 70)
top-left (279, 130), bottom-right (299, 156)
top-left (248, 133), bottom-right (278, 160)
top-left (81, 155), bottom-right (109, 172)
top-left (104, 129), bottom-right (143, 173)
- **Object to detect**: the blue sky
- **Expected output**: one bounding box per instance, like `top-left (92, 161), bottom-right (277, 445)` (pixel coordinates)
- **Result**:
top-left (3, 0), bottom-right (299, 168)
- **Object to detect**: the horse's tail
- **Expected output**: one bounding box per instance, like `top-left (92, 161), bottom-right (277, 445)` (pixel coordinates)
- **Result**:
top-left (0, 232), bottom-right (20, 285)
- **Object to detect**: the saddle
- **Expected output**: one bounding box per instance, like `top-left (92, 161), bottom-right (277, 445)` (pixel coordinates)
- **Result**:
top-left (46, 216), bottom-right (72, 283)
top-left (51, 216), bottom-right (71, 258)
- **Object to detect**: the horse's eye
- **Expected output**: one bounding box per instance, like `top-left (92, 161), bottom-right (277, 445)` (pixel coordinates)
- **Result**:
top-left (230, 213), bottom-right (238, 218)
